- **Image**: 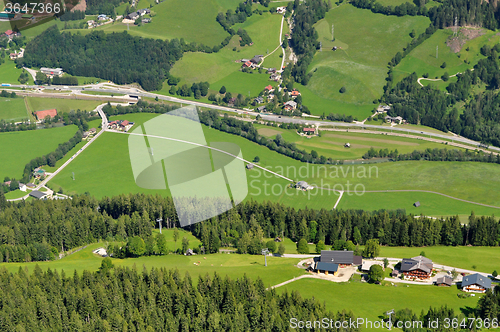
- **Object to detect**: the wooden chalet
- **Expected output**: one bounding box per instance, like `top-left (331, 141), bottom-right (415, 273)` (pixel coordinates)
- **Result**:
top-left (400, 256), bottom-right (433, 279)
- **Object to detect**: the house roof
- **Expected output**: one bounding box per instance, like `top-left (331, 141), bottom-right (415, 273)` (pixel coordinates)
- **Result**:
top-left (400, 256), bottom-right (433, 273)
top-left (120, 120), bottom-right (130, 127)
top-left (436, 275), bottom-right (453, 286)
top-left (246, 163), bottom-right (254, 169)
top-left (265, 85), bottom-right (273, 90)
top-left (353, 255), bottom-right (362, 265)
top-left (291, 90), bottom-right (300, 96)
top-left (303, 128), bottom-right (315, 132)
top-left (414, 201), bottom-right (420, 207)
top-left (29, 190), bottom-right (46, 199)
top-left (462, 273), bottom-right (492, 289)
top-left (316, 262), bottom-right (338, 273)
top-left (320, 250), bottom-right (355, 265)
top-left (4, 30), bottom-right (13, 35)
top-left (361, 260), bottom-right (382, 271)
top-left (284, 100), bottom-right (297, 107)
top-left (297, 181), bottom-right (311, 189)
top-left (35, 109), bottom-right (57, 120)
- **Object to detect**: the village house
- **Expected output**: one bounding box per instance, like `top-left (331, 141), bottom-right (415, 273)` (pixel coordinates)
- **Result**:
top-left (319, 250), bottom-right (363, 268)
top-left (34, 109), bottom-right (57, 121)
top-left (3, 30), bottom-right (20, 40)
top-left (296, 181), bottom-right (314, 191)
top-left (97, 14), bottom-right (108, 21)
top-left (127, 12), bottom-right (139, 20)
top-left (254, 96), bottom-right (264, 104)
top-left (228, 97), bottom-right (237, 106)
top-left (40, 67), bottom-right (64, 77)
top-left (385, 115), bottom-right (403, 124)
top-left (142, 18), bottom-right (151, 23)
top-left (264, 85), bottom-right (274, 92)
top-left (270, 73), bottom-right (280, 81)
top-left (33, 168), bottom-right (46, 179)
top-left (29, 190), bottom-right (47, 200)
top-left (400, 256), bottom-right (433, 279)
top-left (289, 90), bottom-right (301, 97)
top-left (256, 105), bottom-right (266, 112)
top-left (276, 6), bottom-right (286, 14)
top-left (461, 273), bottom-right (492, 293)
top-left (19, 183), bottom-right (26, 192)
top-left (268, 93), bottom-right (275, 100)
top-left (303, 127), bottom-right (316, 135)
top-left (267, 68), bottom-right (277, 74)
top-left (250, 55), bottom-right (263, 65)
top-left (284, 100), bottom-right (297, 111)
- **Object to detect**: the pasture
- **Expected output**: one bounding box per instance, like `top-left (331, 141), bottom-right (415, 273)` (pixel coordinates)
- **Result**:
top-left (255, 124), bottom-right (465, 160)
top-left (48, 111), bottom-right (500, 216)
top-left (0, 97), bottom-right (28, 122)
top-left (278, 278), bottom-right (481, 327)
top-left (0, 241), bottom-right (305, 289)
top-left (26, 97), bottom-right (103, 113)
top-left (304, 5), bottom-right (429, 118)
top-left (0, 55), bottom-right (33, 84)
top-left (0, 125), bottom-right (78, 179)
top-left (393, 28), bottom-right (500, 84)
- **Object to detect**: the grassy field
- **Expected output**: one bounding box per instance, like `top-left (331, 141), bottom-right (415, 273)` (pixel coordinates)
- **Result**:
top-left (169, 12), bottom-right (284, 95)
top-left (0, 97), bottom-right (28, 122)
top-left (0, 125), bottom-right (78, 179)
top-left (26, 97), bottom-right (103, 113)
top-left (393, 28), bottom-right (500, 84)
top-left (337, 191), bottom-right (500, 219)
top-left (0, 55), bottom-right (34, 85)
top-left (278, 279), bottom-right (481, 328)
top-left (47, 111), bottom-right (500, 216)
top-left (255, 124), bottom-right (464, 160)
top-left (303, 4), bottom-right (430, 118)
top-left (379, 246), bottom-right (500, 273)
top-left (0, 241), bottom-right (305, 289)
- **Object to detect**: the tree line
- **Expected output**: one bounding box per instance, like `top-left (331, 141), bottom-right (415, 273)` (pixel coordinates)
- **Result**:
top-left (0, 265), bottom-right (357, 331)
top-left (85, 0), bottom-right (122, 15)
top-left (21, 26), bottom-right (184, 91)
top-left (101, 100), bottom-right (180, 117)
top-left (0, 192), bottom-right (498, 263)
top-left (59, 9), bottom-right (85, 21)
top-left (362, 146), bottom-right (500, 164)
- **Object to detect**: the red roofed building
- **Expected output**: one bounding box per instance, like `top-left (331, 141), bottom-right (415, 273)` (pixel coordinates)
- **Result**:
top-left (265, 85), bottom-right (273, 91)
top-left (119, 120), bottom-right (130, 128)
top-left (35, 109), bottom-right (57, 120)
top-left (303, 128), bottom-right (316, 134)
top-left (290, 90), bottom-right (300, 97)
top-left (243, 61), bottom-right (253, 68)
top-left (4, 30), bottom-right (13, 36)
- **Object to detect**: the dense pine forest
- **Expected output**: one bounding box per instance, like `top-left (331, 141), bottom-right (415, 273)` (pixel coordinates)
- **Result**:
top-left (0, 193), bottom-right (498, 263)
top-left (0, 265), bottom-right (359, 331)
top-left (21, 26), bottom-right (183, 91)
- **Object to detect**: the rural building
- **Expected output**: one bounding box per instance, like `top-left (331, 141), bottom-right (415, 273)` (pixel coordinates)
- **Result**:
top-left (3, 29), bottom-right (20, 40)
top-left (361, 260), bottom-right (383, 272)
top-left (435, 275), bottom-right (453, 287)
top-left (242, 60), bottom-right (253, 68)
top-left (3, 181), bottom-right (10, 186)
top-left (264, 85), bottom-right (273, 92)
top-left (267, 68), bottom-right (276, 74)
top-left (127, 12), bottom-right (139, 20)
top-left (9, 48), bottom-right (23, 60)
top-left (284, 100), bottom-right (297, 110)
top-left (29, 190), bottom-right (47, 200)
top-left (268, 94), bottom-right (275, 100)
top-left (414, 201), bottom-right (420, 207)
top-left (320, 250), bottom-right (363, 267)
top-left (19, 183), bottom-right (26, 192)
top-left (270, 73), bottom-right (280, 81)
top-left (385, 115), bottom-right (403, 124)
top-left (344, 142), bottom-right (351, 148)
top-left (89, 128), bottom-right (97, 134)
top-left (315, 262), bottom-right (339, 276)
top-left (303, 127), bottom-right (316, 135)
top-left (290, 90), bottom-right (300, 97)
top-left (82, 131), bottom-right (89, 139)
top-left (276, 6), bottom-right (286, 14)
top-left (33, 169), bottom-right (46, 178)
top-left (256, 106), bottom-right (266, 112)
top-left (296, 181), bottom-right (313, 191)
top-left (246, 163), bottom-right (254, 170)
top-left (254, 96), bottom-right (264, 104)
top-left (250, 55), bottom-right (263, 64)
top-left (400, 256), bottom-right (433, 279)
top-left (35, 109), bottom-right (57, 120)
top-left (461, 273), bottom-right (492, 293)
top-left (40, 67), bottom-right (64, 77)
top-left (142, 18), bottom-right (151, 23)
top-left (391, 269), bottom-right (399, 277)
top-left (138, 8), bottom-right (150, 16)
top-left (97, 14), bottom-right (108, 20)
top-left (228, 97), bottom-right (237, 106)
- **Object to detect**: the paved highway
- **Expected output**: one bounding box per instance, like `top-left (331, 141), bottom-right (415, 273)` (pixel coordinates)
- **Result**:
top-left (5, 83), bottom-right (500, 152)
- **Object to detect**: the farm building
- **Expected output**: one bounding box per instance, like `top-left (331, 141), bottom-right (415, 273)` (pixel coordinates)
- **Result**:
top-left (270, 73), bottom-right (280, 81)
top-left (385, 115), bottom-right (403, 124)
top-left (35, 109), bottom-right (57, 120)
top-left (127, 12), bottom-right (139, 20)
top-left (267, 68), bottom-right (276, 74)
top-left (290, 90), bottom-right (300, 97)
top-left (461, 273), bottom-right (492, 293)
top-left (29, 190), bottom-right (47, 200)
top-left (255, 96), bottom-right (264, 104)
top-left (264, 85), bottom-right (273, 92)
top-left (276, 6), bottom-right (286, 14)
top-left (250, 55), bottom-right (263, 64)
top-left (296, 181), bottom-right (313, 191)
top-left (315, 262), bottom-right (339, 276)
top-left (391, 269), bottom-right (399, 277)
top-left (246, 163), bottom-right (254, 170)
top-left (320, 250), bottom-right (362, 267)
top-left (303, 127), bottom-right (316, 135)
top-left (435, 275), bottom-right (453, 287)
top-left (40, 67), bottom-right (63, 77)
top-left (256, 106), bottom-right (266, 112)
top-left (400, 256), bottom-right (433, 279)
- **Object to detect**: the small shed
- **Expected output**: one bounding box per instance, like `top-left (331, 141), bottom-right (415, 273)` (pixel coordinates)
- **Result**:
top-left (246, 163), bottom-right (254, 170)
top-left (414, 201), bottom-right (420, 207)
top-left (344, 143), bottom-right (351, 148)
top-left (435, 275), bottom-right (453, 287)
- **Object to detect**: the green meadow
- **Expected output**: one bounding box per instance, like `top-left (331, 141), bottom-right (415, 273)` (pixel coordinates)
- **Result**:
top-left (0, 97), bottom-right (28, 122)
top-left (278, 279), bottom-right (481, 328)
top-left (0, 241), bottom-right (305, 289)
top-left (0, 55), bottom-right (34, 84)
top-left (26, 97), bottom-right (103, 113)
top-left (303, 4), bottom-right (429, 118)
top-left (48, 112), bottom-right (500, 215)
top-left (337, 191), bottom-right (499, 219)
top-left (393, 28), bottom-right (500, 84)
top-left (255, 124), bottom-right (465, 160)
top-left (0, 125), bottom-right (78, 179)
